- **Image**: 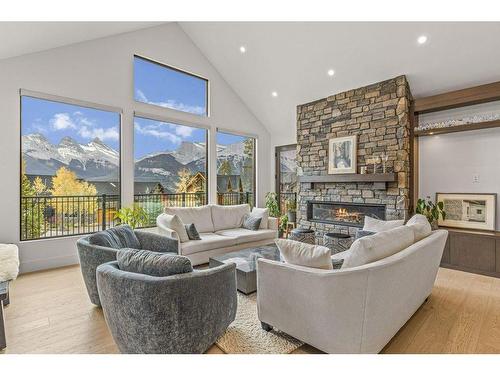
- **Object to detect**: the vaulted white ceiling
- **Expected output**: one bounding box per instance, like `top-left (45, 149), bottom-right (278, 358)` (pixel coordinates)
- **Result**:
top-left (0, 22), bottom-right (163, 60)
top-left (180, 22), bottom-right (500, 142)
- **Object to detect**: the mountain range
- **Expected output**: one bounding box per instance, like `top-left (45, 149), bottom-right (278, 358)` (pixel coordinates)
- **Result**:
top-left (22, 133), bottom-right (250, 193)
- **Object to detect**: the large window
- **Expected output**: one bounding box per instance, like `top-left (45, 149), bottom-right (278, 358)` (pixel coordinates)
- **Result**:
top-left (134, 56), bottom-right (208, 116)
top-left (275, 144), bottom-right (298, 214)
top-left (216, 131), bottom-right (256, 207)
top-left (20, 94), bottom-right (121, 240)
top-left (134, 115), bottom-right (208, 226)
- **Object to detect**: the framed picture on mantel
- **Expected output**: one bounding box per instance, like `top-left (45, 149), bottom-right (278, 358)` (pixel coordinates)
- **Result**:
top-left (328, 135), bottom-right (357, 174)
top-left (436, 192), bottom-right (497, 231)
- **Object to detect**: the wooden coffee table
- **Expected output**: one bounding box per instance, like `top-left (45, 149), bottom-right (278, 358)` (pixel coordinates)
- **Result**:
top-left (209, 244), bottom-right (280, 294)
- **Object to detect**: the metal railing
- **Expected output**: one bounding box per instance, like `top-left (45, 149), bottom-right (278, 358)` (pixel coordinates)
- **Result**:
top-left (134, 192), bottom-right (208, 227)
top-left (216, 192), bottom-right (253, 207)
top-left (20, 194), bottom-right (120, 241)
top-left (21, 191), bottom-right (257, 239)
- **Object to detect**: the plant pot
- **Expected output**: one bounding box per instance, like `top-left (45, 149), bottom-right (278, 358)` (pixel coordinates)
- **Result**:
top-left (287, 211), bottom-right (296, 223)
top-left (430, 220), bottom-right (439, 230)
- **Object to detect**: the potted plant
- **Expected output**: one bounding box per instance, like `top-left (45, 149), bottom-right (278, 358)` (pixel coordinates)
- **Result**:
top-left (265, 192), bottom-right (280, 218)
top-left (286, 198), bottom-right (297, 223)
top-left (415, 196), bottom-right (446, 230)
top-left (114, 204), bottom-right (149, 229)
top-left (279, 214), bottom-right (289, 238)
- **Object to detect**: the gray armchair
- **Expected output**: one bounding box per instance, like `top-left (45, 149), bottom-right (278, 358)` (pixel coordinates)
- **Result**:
top-left (96, 261), bottom-right (237, 353)
top-left (77, 226), bottom-right (178, 306)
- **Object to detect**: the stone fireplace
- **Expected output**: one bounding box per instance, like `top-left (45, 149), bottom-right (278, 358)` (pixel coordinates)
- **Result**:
top-left (296, 76), bottom-right (412, 242)
top-left (307, 201), bottom-right (386, 228)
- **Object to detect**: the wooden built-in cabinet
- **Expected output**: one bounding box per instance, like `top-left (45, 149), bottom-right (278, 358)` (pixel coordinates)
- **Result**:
top-left (440, 228), bottom-right (500, 278)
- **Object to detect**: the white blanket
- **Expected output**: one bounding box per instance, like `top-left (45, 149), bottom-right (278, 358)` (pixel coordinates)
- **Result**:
top-left (0, 244), bottom-right (19, 281)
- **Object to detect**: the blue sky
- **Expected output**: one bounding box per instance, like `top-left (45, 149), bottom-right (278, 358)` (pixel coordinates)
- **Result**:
top-left (134, 56), bottom-right (207, 115)
top-left (21, 96), bottom-right (120, 151)
top-left (22, 58), bottom-right (247, 161)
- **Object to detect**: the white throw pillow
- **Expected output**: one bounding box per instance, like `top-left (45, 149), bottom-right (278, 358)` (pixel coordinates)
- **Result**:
top-left (0, 244), bottom-right (19, 281)
top-left (165, 205), bottom-right (214, 233)
top-left (363, 216), bottom-right (404, 233)
top-left (158, 213), bottom-right (189, 243)
top-left (251, 207), bottom-right (269, 229)
top-left (406, 214), bottom-right (432, 242)
top-left (275, 239), bottom-right (333, 270)
top-left (211, 204), bottom-right (251, 231)
top-left (342, 226), bottom-right (415, 269)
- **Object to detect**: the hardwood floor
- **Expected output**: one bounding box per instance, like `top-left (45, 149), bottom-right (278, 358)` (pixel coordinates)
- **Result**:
top-left (1, 265), bottom-right (499, 354)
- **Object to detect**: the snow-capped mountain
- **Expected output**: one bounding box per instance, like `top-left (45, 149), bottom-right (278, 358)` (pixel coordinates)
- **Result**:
top-left (22, 133), bottom-right (119, 179)
top-left (23, 132), bottom-right (252, 193)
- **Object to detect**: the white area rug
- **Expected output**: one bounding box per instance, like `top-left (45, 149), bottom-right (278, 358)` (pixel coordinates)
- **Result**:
top-left (216, 293), bottom-right (303, 354)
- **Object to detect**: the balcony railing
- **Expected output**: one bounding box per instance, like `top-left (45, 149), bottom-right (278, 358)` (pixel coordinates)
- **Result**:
top-left (21, 192), bottom-right (256, 240)
top-left (20, 194), bottom-right (120, 241)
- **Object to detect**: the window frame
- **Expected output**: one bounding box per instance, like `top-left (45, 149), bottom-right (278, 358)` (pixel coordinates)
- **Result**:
top-left (19, 89), bottom-right (123, 242)
top-left (133, 54), bottom-right (210, 117)
top-left (133, 111), bottom-right (210, 205)
top-left (216, 128), bottom-right (257, 207)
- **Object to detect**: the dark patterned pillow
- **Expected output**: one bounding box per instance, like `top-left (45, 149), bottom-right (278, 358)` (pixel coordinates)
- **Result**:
top-left (184, 223), bottom-right (201, 240)
top-left (355, 230), bottom-right (376, 240)
top-left (242, 214), bottom-right (262, 231)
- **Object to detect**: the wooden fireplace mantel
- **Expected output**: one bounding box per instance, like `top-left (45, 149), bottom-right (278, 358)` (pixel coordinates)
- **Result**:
top-left (298, 173), bottom-right (396, 190)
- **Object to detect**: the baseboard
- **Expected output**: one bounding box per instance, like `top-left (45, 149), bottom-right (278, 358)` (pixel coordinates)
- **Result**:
top-left (19, 254), bottom-right (79, 274)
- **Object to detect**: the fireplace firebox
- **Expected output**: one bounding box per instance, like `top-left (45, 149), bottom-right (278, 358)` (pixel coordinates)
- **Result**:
top-left (306, 201), bottom-right (386, 228)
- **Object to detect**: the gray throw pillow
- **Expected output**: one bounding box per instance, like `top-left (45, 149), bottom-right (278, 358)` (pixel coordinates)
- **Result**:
top-left (355, 230), bottom-right (376, 240)
top-left (89, 225), bottom-right (140, 249)
top-left (184, 223), bottom-right (201, 240)
top-left (242, 214), bottom-right (262, 231)
top-left (117, 249), bottom-right (193, 277)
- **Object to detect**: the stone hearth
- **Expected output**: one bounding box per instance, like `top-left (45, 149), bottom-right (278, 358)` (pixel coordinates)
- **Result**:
top-left (296, 75), bottom-right (412, 242)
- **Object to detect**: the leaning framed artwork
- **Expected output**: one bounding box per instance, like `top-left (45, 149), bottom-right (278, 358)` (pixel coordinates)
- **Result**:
top-left (436, 193), bottom-right (497, 231)
top-left (328, 135), bottom-right (357, 174)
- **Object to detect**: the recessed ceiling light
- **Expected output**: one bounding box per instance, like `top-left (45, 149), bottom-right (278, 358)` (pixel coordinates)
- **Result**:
top-left (271, 91), bottom-right (278, 97)
top-left (239, 46), bottom-right (246, 53)
top-left (417, 35), bottom-right (428, 45)
top-left (327, 69), bottom-right (335, 77)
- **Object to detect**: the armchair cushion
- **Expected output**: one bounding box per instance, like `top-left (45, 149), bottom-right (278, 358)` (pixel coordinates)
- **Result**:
top-left (134, 230), bottom-right (179, 253)
top-left (363, 216), bottom-right (404, 233)
top-left (406, 214), bottom-right (432, 241)
top-left (88, 225), bottom-right (140, 249)
top-left (117, 249), bottom-right (193, 277)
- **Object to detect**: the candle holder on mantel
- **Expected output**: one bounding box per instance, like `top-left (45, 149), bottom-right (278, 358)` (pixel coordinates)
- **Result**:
top-left (360, 166), bottom-right (367, 174)
top-left (371, 156), bottom-right (380, 174)
top-left (381, 153), bottom-right (389, 174)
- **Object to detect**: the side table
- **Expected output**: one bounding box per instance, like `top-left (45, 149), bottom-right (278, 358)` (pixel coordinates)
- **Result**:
top-left (323, 232), bottom-right (353, 255)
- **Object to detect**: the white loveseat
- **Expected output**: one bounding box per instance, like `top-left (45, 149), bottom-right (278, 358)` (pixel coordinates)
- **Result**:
top-left (156, 204), bottom-right (278, 266)
top-left (257, 229), bottom-right (448, 353)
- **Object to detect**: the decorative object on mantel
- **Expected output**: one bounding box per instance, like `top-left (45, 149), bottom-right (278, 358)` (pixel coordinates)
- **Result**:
top-left (415, 196), bottom-right (446, 230)
top-left (328, 135), bottom-right (357, 174)
top-left (436, 193), bottom-right (496, 231)
top-left (381, 153), bottom-right (389, 174)
top-left (360, 166), bottom-right (367, 174)
top-left (289, 228), bottom-right (315, 244)
top-left (371, 155), bottom-right (380, 174)
top-left (416, 112), bottom-right (500, 133)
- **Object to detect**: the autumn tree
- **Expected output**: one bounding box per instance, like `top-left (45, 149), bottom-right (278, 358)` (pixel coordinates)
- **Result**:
top-left (50, 167), bottom-right (98, 229)
top-left (175, 168), bottom-right (194, 193)
top-left (20, 159), bottom-right (46, 239)
top-left (218, 160), bottom-right (232, 176)
top-left (33, 176), bottom-right (47, 195)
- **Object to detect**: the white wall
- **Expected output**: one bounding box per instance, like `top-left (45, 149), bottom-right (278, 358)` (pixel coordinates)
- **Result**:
top-left (419, 128), bottom-right (500, 230)
top-left (0, 23), bottom-right (271, 273)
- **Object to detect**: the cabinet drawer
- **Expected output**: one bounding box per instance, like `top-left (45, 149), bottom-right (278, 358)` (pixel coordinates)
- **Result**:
top-left (450, 232), bottom-right (496, 272)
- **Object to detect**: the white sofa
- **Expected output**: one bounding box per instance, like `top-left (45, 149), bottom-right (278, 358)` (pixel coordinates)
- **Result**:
top-left (156, 204), bottom-right (278, 266)
top-left (257, 229), bottom-right (448, 353)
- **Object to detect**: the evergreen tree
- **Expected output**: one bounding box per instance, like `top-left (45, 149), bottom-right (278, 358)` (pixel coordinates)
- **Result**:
top-left (20, 159), bottom-right (45, 239)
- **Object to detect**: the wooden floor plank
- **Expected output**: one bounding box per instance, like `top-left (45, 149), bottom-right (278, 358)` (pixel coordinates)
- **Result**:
top-left (1, 265), bottom-right (499, 354)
